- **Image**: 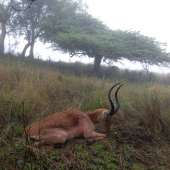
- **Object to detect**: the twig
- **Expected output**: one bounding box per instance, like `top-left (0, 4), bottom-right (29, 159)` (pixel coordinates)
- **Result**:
top-left (0, 137), bottom-right (9, 146)
top-left (11, 0), bottom-right (35, 11)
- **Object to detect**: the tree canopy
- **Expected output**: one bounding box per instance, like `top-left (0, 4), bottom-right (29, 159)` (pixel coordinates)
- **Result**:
top-left (0, 0), bottom-right (19, 56)
top-left (41, 12), bottom-right (169, 74)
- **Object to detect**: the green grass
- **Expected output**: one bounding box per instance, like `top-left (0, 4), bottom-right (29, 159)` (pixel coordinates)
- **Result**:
top-left (0, 55), bottom-right (170, 169)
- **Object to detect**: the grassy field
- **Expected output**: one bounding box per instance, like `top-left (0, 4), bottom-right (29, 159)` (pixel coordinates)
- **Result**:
top-left (0, 55), bottom-right (170, 169)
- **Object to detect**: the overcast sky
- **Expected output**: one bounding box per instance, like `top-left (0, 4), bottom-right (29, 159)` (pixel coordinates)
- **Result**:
top-left (32, 0), bottom-right (170, 73)
top-left (83, 0), bottom-right (170, 52)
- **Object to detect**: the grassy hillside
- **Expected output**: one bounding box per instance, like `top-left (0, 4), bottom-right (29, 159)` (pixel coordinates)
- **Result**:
top-left (0, 55), bottom-right (170, 169)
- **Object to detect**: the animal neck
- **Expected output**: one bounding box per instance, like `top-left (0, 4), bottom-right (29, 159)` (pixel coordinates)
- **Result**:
top-left (86, 109), bottom-right (108, 124)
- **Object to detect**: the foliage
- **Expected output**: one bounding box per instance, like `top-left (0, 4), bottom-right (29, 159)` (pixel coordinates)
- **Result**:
top-left (0, 0), bottom-right (18, 26)
top-left (42, 11), bottom-right (170, 74)
top-left (0, 0), bottom-right (20, 55)
top-left (11, 0), bottom-right (36, 11)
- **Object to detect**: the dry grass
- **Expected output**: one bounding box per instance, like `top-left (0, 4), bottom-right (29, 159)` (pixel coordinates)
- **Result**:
top-left (0, 56), bottom-right (170, 169)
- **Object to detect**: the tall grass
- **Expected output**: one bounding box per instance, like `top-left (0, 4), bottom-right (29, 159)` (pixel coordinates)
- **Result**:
top-left (0, 55), bottom-right (170, 169)
top-left (122, 83), bottom-right (170, 136)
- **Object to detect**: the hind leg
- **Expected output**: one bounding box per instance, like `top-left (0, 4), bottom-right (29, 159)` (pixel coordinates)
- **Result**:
top-left (32, 129), bottom-right (68, 149)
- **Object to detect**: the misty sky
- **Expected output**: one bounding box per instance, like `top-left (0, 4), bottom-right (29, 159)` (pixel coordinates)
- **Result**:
top-left (83, 0), bottom-right (170, 52)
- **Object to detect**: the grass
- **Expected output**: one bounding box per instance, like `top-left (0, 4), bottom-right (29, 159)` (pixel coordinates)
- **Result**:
top-left (0, 55), bottom-right (170, 169)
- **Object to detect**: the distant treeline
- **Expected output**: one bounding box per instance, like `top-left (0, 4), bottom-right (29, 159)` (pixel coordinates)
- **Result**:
top-left (1, 53), bottom-right (170, 85)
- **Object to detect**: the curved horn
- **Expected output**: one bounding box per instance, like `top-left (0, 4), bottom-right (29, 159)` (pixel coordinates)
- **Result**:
top-left (108, 83), bottom-right (121, 115)
top-left (108, 83), bottom-right (123, 116)
top-left (113, 84), bottom-right (123, 115)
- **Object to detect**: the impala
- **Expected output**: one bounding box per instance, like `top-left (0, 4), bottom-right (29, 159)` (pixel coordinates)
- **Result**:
top-left (23, 83), bottom-right (123, 148)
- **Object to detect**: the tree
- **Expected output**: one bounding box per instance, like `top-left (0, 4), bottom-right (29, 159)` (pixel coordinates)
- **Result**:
top-left (42, 13), bottom-right (109, 73)
top-left (42, 12), bottom-right (169, 74)
top-left (0, 0), bottom-right (19, 56)
top-left (15, 0), bottom-right (47, 58)
top-left (15, 0), bottom-right (86, 58)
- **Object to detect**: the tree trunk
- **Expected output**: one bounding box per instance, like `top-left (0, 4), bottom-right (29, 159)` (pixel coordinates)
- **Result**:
top-left (28, 26), bottom-right (35, 59)
top-left (93, 55), bottom-right (103, 75)
top-left (0, 22), bottom-right (6, 57)
top-left (29, 39), bottom-right (35, 59)
top-left (21, 43), bottom-right (31, 57)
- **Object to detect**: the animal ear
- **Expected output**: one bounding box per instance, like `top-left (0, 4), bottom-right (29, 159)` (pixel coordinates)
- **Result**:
top-left (102, 113), bottom-right (109, 122)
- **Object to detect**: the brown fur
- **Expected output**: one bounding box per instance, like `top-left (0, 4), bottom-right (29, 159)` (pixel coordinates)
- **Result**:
top-left (23, 109), bottom-right (106, 148)
top-left (86, 109), bottom-right (112, 132)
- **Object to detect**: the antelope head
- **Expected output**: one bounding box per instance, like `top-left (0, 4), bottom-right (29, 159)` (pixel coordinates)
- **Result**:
top-left (87, 83), bottom-right (123, 132)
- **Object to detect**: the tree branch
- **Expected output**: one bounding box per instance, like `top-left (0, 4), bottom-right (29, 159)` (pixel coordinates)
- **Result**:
top-left (70, 52), bottom-right (87, 58)
top-left (11, 0), bottom-right (36, 12)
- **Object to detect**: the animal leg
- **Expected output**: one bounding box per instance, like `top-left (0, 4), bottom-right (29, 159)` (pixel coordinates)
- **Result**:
top-left (84, 131), bottom-right (106, 144)
top-left (84, 131), bottom-right (106, 138)
top-left (86, 136), bottom-right (106, 145)
top-left (31, 129), bottom-right (68, 149)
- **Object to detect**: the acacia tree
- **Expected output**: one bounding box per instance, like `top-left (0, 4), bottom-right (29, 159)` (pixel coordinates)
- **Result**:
top-left (42, 13), bottom-right (109, 73)
top-left (42, 12), bottom-right (169, 74)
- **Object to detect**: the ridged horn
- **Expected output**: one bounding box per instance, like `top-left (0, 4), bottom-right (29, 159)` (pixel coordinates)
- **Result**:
top-left (108, 83), bottom-right (123, 116)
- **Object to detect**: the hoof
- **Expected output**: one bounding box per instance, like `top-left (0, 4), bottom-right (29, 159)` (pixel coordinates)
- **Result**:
top-left (86, 139), bottom-right (93, 145)
top-left (54, 144), bottom-right (62, 148)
